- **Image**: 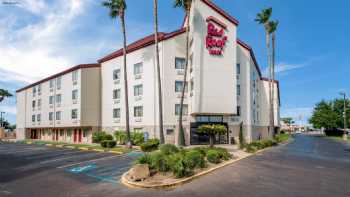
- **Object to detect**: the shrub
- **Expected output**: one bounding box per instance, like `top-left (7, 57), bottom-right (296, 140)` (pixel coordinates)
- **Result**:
top-left (93, 131), bottom-right (111, 143)
top-left (275, 134), bottom-right (290, 143)
top-left (140, 139), bottom-right (160, 152)
top-left (114, 130), bottom-right (127, 145)
top-left (192, 146), bottom-right (209, 157)
top-left (245, 144), bottom-right (258, 153)
top-left (160, 144), bottom-right (179, 155)
top-left (184, 150), bottom-right (206, 168)
top-left (210, 147), bottom-right (232, 161)
top-left (168, 153), bottom-right (192, 178)
top-left (135, 154), bottom-right (152, 165)
top-left (150, 152), bottom-right (170, 172)
top-left (100, 140), bottom-right (116, 148)
top-left (207, 150), bottom-right (221, 164)
top-left (131, 132), bottom-right (144, 146)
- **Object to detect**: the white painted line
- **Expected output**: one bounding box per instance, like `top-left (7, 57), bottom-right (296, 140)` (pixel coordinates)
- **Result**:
top-left (40, 152), bottom-right (99, 164)
top-left (57, 154), bottom-right (126, 169)
top-left (3, 148), bottom-right (48, 154)
top-left (25, 150), bottom-right (80, 160)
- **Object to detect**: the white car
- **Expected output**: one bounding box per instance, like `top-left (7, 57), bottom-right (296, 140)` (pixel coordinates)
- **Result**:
top-left (295, 130), bottom-right (302, 134)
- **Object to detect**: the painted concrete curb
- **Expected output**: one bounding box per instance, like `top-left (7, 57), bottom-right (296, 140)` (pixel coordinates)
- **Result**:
top-left (121, 139), bottom-right (293, 189)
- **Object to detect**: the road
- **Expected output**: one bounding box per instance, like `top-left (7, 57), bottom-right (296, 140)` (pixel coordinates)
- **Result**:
top-left (1, 135), bottom-right (350, 197)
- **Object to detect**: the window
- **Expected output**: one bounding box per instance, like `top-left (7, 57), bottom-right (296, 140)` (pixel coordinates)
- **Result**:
top-left (37, 114), bottom-right (41, 122)
top-left (83, 130), bottom-right (88, 137)
top-left (32, 115), bottom-right (35, 122)
top-left (237, 106), bottom-right (241, 116)
top-left (166, 129), bottom-right (174, 135)
top-left (237, 85), bottom-right (241, 96)
top-left (71, 109), bottom-right (78, 119)
top-left (113, 89), bottom-right (121, 99)
top-left (38, 99), bottom-right (41, 107)
top-left (56, 94), bottom-right (62, 104)
top-left (32, 87), bottom-right (36, 97)
top-left (38, 85), bottom-right (41, 95)
top-left (190, 79), bottom-right (194, 91)
top-left (134, 106), bottom-right (143, 117)
top-left (175, 81), bottom-right (188, 92)
top-left (56, 111), bottom-right (61, 120)
top-left (50, 80), bottom-right (54, 88)
top-left (49, 96), bottom-right (54, 105)
top-left (236, 63), bottom-right (241, 75)
top-left (113, 69), bottom-right (121, 80)
top-left (49, 112), bottom-right (54, 121)
top-left (60, 130), bottom-right (64, 136)
top-left (134, 85), bottom-right (143, 96)
top-left (175, 104), bottom-right (188, 116)
top-left (67, 130), bottom-right (72, 136)
top-left (32, 100), bottom-right (36, 108)
top-left (113, 108), bottom-right (120, 119)
top-left (134, 63), bottom-right (143, 75)
top-left (175, 57), bottom-right (186, 69)
top-left (72, 90), bottom-right (78, 100)
top-left (72, 70), bottom-right (78, 82)
top-left (56, 77), bottom-right (61, 90)
top-left (196, 116), bottom-right (223, 122)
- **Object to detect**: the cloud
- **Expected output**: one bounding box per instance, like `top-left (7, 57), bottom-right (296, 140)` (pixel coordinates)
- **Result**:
top-left (0, 105), bottom-right (16, 115)
top-left (263, 62), bottom-right (307, 76)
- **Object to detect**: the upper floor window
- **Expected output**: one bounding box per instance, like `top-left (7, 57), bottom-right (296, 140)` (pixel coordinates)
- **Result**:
top-left (175, 81), bottom-right (188, 93)
top-left (37, 99), bottom-right (41, 107)
top-left (56, 94), bottom-right (62, 104)
top-left (175, 57), bottom-right (186, 69)
top-left (134, 106), bottom-right (143, 117)
top-left (32, 87), bottom-right (36, 97)
top-left (49, 112), bottom-right (54, 121)
top-left (32, 115), bottom-right (35, 122)
top-left (56, 111), bottom-right (61, 120)
top-left (134, 85), bottom-right (143, 96)
top-left (113, 69), bottom-right (121, 80)
top-left (237, 106), bottom-right (241, 116)
top-left (134, 63), bottom-right (143, 75)
top-left (72, 90), bottom-right (78, 100)
top-left (175, 104), bottom-right (188, 116)
top-left (71, 109), bottom-right (78, 119)
top-left (56, 77), bottom-right (62, 90)
top-left (37, 114), bottom-right (41, 122)
top-left (113, 89), bottom-right (121, 99)
top-left (49, 96), bottom-right (54, 105)
top-left (236, 63), bottom-right (241, 75)
top-left (37, 85), bottom-right (41, 95)
top-left (113, 108), bottom-right (121, 119)
top-left (237, 84), bottom-right (241, 96)
top-left (72, 70), bottom-right (78, 82)
top-left (49, 80), bottom-right (54, 88)
top-left (32, 100), bottom-right (36, 108)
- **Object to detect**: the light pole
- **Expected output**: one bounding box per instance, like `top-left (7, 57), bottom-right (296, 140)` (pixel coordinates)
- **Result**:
top-left (0, 112), bottom-right (5, 128)
top-left (339, 92), bottom-right (348, 140)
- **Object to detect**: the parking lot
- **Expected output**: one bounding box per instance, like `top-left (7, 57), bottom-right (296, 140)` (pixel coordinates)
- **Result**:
top-left (0, 141), bottom-right (141, 197)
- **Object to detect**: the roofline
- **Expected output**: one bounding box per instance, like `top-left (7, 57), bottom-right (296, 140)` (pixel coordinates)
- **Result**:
top-left (16, 64), bottom-right (100, 93)
top-left (201, 0), bottom-right (239, 26)
top-left (261, 77), bottom-right (281, 106)
top-left (237, 39), bottom-right (262, 77)
top-left (98, 28), bottom-right (186, 64)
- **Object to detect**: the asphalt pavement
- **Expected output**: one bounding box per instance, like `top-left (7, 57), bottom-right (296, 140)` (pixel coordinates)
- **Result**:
top-left (1, 135), bottom-right (350, 197)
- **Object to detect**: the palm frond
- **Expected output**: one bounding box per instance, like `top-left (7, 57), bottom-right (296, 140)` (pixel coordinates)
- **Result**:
top-left (255, 7), bottom-right (272, 24)
top-left (268, 20), bottom-right (279, 34)
top-left (102, 0), bottom-right (127, 19)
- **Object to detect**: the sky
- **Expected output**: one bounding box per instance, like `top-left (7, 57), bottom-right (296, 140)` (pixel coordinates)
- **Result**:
top-left (0, 0), bottom-right (349, 125)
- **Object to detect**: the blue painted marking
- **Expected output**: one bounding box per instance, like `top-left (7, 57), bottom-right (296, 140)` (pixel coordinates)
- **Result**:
top-left (68, 164), bottom-right (97, 174)
top-left (126, 152), bottom-right (144, 157)
top-left (85, 173), bottom-right (118, 184)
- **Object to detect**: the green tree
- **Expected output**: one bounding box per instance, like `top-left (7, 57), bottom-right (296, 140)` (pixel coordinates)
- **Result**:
top-left (174, 0), bottom-right (193, 146)
top-left (197, 124), bottom-right (227, 148)
top-left (0, 89), bottom-right (12, 103)
top-left (102, 0), bottom-right (132, 148)
top-left (309, 100), bottom-right (338, 129)
top-left (281, 117), bottom-right (294, 126)
top-left (255, 8), bottom-right (274, 135)
top-left (332, 99), bottom-right (350, 128)
top-left (153, 0), bottom-right (165, 144)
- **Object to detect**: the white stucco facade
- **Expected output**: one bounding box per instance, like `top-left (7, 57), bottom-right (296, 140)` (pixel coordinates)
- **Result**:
top-left (16, 0), bottom-right (280, 145)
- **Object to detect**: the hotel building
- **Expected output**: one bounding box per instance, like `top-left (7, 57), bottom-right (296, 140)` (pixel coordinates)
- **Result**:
top-left (16, 0), bottom-right (280, 145)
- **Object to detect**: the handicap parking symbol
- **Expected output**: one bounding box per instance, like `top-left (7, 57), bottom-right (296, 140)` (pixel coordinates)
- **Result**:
top-left (68, 164), bottom-right (97, 174)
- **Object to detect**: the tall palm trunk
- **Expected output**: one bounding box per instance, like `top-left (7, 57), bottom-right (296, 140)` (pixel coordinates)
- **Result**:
top-left (153, 0), bottom-right (165, 144)
top-left (120, 11), bottom-right (131, 148)
top-left (271, 32), bottom-right (276, 134)
top-left (178, 10), bottom-right (190, 146)
top-left (265, 26), bottom-right (273, 137)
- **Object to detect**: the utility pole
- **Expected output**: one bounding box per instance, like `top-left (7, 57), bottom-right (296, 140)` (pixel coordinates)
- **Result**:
top-left (0, 112), bottom-right (5, 128)
top-left (339, 92), bottom-right (348, 140)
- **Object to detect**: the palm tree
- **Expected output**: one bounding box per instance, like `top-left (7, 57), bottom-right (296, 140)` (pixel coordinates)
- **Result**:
top-left (0, 89), bottom-right (12, 103)
top-left (102, 0), bottom-right (131, 148)
top-left (153, 0), bottom-right (165, 144)
top-left (174, 0), bottom-right (192, 146)
top-left (268, 20), bottom-right (279, 133)
top-left (255, 7), bottom-right (273, 136)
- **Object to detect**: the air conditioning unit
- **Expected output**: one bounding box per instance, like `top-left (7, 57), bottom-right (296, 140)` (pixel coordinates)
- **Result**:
top-left (135, 117), bottom-right (142, 122)
top-left (73, 100), bottom-right (78, 104)
top-left (114, 118), bottom-right (120, 123)
top-left (177, 69), bottom-right (185, 75)
top-left (114, 80), bottom-right (120, 85)
top-left (113, 99), bottom-right (120, 104)
top-left (73, 81), bottom-right (78, 85)
top-left (56, 104), bottom-right (61, 108)
top-left (135, 96), bottom-right (142, 101)
top-left (134, 74), bottom-right (142, 80)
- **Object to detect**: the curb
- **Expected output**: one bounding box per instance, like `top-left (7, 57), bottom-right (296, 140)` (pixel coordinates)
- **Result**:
top-left (121, 140), bottom-right (293, 189)
top-left (108, 150), bottom-right (123, 154)
top-left (78, 147), bottom-right (90, 151)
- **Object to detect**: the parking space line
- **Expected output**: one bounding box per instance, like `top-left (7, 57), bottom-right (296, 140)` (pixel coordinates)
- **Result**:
top-left (57, 155), bottom-right (125, 169)
top-left (2, 148), bottom-right (49, 154)
top-left (25, 149), bottom-right (80, 160)
top-left (40, 152), bottom-right (101, 164)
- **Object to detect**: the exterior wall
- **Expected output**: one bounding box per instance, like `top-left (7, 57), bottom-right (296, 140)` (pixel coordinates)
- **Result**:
top-left (260, 80), bottom-right (280, 128)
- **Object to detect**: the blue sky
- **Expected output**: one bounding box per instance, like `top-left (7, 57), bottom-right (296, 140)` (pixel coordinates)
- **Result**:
top-left (0, 0), bottom-right (349, 125)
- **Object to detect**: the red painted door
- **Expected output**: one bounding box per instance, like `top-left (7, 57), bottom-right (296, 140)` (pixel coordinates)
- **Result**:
top-left (55, 130), bottom-right (58, 141)
top-left (78, 130), bottom-right (82, 143)
top-left (73, 130), bottom-right (77, 143)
